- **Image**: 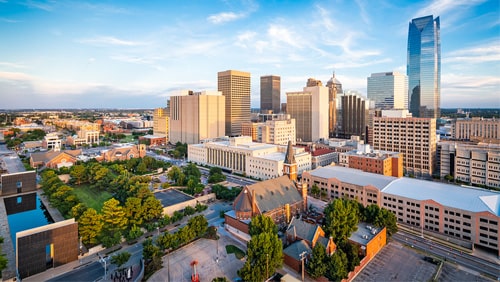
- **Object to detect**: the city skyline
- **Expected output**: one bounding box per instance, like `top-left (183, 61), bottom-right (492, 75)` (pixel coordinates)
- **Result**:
top-left (0, 0), bottom-right (498, 109)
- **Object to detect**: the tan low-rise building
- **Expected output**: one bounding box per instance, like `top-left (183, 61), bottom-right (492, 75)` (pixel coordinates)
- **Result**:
top-left (302, 165), bottom-right (500, 256)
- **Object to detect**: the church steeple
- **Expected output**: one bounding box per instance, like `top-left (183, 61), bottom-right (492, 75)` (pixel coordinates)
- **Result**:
top-left (283, 140), bottom-right (297, 181)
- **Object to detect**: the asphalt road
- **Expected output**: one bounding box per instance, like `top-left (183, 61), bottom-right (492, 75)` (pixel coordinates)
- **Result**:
top-left (393, 231), bottom-right (500, 279)
top-left (47, 245), bottom-right (143, 282)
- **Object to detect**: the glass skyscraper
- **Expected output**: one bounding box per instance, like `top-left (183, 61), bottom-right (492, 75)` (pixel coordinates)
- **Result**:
top-left (407, 15), bottom-right (441, 119)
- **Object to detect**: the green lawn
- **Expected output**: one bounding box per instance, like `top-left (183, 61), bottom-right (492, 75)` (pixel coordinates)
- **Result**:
top-left (225, 245), bottom-right (245, 259)
top-left (73, 185), bottom-right (113, 211)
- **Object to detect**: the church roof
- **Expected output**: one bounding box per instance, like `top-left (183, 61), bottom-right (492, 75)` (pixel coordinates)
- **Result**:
top-left (245, 175), bottom-right (303, 214)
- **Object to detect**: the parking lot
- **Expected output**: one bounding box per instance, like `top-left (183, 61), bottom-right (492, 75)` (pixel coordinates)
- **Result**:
top-left (148, 234), bottom-right (246, 281)
top-left (354, 241), bottom-right (438, 281)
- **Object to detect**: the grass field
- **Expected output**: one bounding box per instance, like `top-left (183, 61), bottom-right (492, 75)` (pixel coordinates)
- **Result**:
top-left (225, 245), bottom-right (245, 259)
top-left (73, 185), bottom-right (113, 211)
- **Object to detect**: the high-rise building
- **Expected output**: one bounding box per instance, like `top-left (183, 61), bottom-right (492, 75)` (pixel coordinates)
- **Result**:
top-left (169, 90), bottom-right (225, 144)
top-left (260, 75), bottom-right (281, 114)
top-left (218, 70), bottom-right (251, 136)
top-left (326, 72), bottom-right (343, 137)
top-left (338, 90), bottom-right (371, 141)
top-left (153, 108), bottom-right (169, 141)
top-left (407, 15), bottom-right (441, 119)
top-left (367, 72), bottom-right (408, 110)
top-left (372, 117), bottom-right (436, 178)
top-left (286, 82), bottom-right (329, 142)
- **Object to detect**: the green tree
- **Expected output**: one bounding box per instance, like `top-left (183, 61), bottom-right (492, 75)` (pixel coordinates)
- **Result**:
top-left (375, 208), bottom-right (398, 237)
top-left (111, 251), bottom-right (131, 269)
top-left (0, 237), bottom-right (7, 274)
top-left (167, 166), bottom-right (184, 185)
top-left (101, 198), bottom-right (127, 245)
top-left (126, 225), bottom-right (144, 242)
top-left (69, 203), bottom-right (88, 220)
top-left (239, 232), bottom-right (283, 282)
top-left (307, 243), bottom-right (328, 278)
top-left (125, 197), bottom-right (144, 226)
top-left (325, 249), bottom-right (348, 281)
top-left (208, 167), bottom-right (226, 183)
top-left (311, 184), bottom-right (320, 198)
top-left (324, 198), bottom-right (359, 242)
top-left (187, 215), bottom-right (208, 237)
top-left (70, 164), bottom-right (87, 185)
top-left (79, 208), bottom-right (103, 245)
top-left (183, 163), bottom-right (201, 179)
top-left (142, 196), bottom-right (163, 222)
top-left (338, 241), bottom-right (360, 272)
top-left (249, 215), bottom-right (278, 236)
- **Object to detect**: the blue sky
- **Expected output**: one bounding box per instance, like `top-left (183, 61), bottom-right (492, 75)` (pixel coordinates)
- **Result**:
top-left (0, 0), bottom-right (498, 109)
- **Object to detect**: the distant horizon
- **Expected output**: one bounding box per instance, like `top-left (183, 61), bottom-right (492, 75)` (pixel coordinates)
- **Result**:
top-left (0, 0), bottom-right (498, 109)
top-left (0, 107), bottom-right (498, 112)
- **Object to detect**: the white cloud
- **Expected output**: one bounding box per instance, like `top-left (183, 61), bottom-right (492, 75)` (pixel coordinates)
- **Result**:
top-left (415, 0), bottom-right (486, 18)
top-left (207, 12), bottom-right (246, 24)
top-left (0, 17), bottom-right (20, 23)
top-left (0, 62), bottom-right (28, 69)
top-left (79, 36), bottom-right (148, 46)
top-left (444, 40), bottom-right (500, 64)
top-left (23, 0), bottom-right (54, 11)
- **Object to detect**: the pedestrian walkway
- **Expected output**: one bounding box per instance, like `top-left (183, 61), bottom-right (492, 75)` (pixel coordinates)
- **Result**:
top-left (0, 197), bottom-right (16, 280)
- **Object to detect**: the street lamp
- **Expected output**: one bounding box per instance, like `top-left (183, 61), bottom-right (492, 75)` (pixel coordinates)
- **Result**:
top-left (97, 253), bottom-right (107, 280)
top-left (215, 227), bottom-right (219, 263)
top-left (299, 251), bottom-right (307, 282)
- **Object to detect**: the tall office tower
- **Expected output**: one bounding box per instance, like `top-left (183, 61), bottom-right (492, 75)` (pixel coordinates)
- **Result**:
top-left (372, 117), bottom-right (436, 178)
top-left (286, 83), bottom-right (329, 142)
top-left (260, 75), bottom-right (281, 114)
top-left (367, 72), bottom-right (408, 110)
top-left (218, 70), bottom-right (251, 136)
top-left (153, 107), bottom-right (169, 141)
top-left (326, 72), bottom-right (343, 137)
top-left (338, 90), bottom-right (371, 141)
top-left (169, 90), bottom-right (225, 144)
top-left (407, 15), bottom-right (441, 119)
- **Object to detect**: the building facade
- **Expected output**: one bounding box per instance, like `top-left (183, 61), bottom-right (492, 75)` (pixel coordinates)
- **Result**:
top-left (338, 91), bottom-right (371, 141)
top-left (218, 70), bottom-right (251, 136)
top-left (153, 108), bottom-right (169, 141)
top-left (372, 117), bottom-right (436, 178)
top-left (169, 90), bottom-right (225, 144)
top-left (286, 84), bottom-right (329, 142)
top-left (437, 141), bottom-right (500, 189)
top-left (453, 118), bottom-right (500, 142)
top-left (188, 136), bottom-right (311, 180)
top-left (242, 114), bottom-right (296, 145)
top-left (326, 72), bottom-right (343, 138)
top-left (339, 144), bottom-right (404, 177)
top-left (367, 72), bottom-right (408, 110)
top-left (260, 75), bottom-right (281, 114)
top-left (407, 15), bottom-right (441, 119)
top-left (302, 165), bottom-right (500, 256)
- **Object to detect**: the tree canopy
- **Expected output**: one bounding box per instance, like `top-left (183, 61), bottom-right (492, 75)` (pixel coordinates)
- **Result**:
top-left (323, 198), bottom-right (359, 242)
top-left (239, 215), bottom-right (282, 281)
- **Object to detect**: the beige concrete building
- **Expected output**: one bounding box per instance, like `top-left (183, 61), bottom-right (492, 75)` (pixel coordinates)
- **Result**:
top-left (437, 141), bottom-right (500, 189)
top-left (241, 114), bottom-right (296, 145)
top-left (286, 84), bottom-right (329, 142)
top-left (169, 90), bottom-right (225, 144)
top-left (302, 165), bottom-right (500, 256)
top-left (218, 70), bottom-right (251, 136)
top-left (453, 117), bottom-right (500, 143)
top-left (42, 133), bottom-right (61, 151)
top-left (372, 117), bottom-right (436, 178)
top-left (153, 108), bottom-right (169, 141)
top-left (188, 136), bottom-right (311, 180)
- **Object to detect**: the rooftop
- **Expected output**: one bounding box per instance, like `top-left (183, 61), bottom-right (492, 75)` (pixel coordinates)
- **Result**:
top-left (348, 222), bottom-right (383, 246)
top-left (154, 189), bottom-right (194, 207)
top-left (382, 178), bottom-right (500, 216)
top-left (307, 166), bottom-right (397, 190)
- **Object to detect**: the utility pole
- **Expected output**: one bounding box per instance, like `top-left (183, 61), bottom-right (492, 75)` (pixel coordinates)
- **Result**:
top-left (300, 251), bottom-right (307, 282)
